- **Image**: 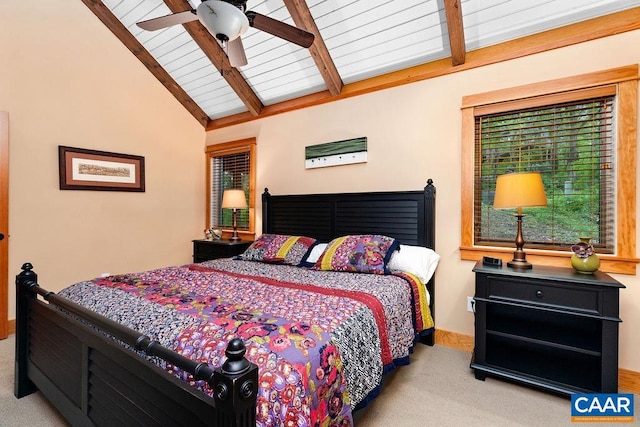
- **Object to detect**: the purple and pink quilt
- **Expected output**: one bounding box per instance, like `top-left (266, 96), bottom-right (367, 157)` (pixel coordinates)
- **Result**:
top-left (60, 258), bottom-right (433, 427)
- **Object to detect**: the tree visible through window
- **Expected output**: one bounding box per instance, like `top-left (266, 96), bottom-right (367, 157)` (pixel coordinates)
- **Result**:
top-left (475, 96), bottom-right (615, 253)
top-left (210, 151), bottom-right (250, 229)
top-left (206, 138), bottom-right (256, 237)
top-left (461, 66), bottom-right (639, 274)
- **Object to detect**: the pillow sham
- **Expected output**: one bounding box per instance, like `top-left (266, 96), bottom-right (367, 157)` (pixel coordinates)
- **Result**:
top-left (314, 234), bottom-right (399, 274)
top-left (387, 244), bottom-right (440, 284)
top-left (239, 234), bottom-right (317, 266)
top-left (300, 242), bottom-right (328, 267)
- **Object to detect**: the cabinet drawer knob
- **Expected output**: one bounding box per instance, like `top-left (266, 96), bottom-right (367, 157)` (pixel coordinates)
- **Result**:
top-left (535, 290), bottom-right (543, 298)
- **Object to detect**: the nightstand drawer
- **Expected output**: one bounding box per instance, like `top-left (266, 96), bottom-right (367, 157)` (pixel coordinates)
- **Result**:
top-left (196, 243), bottom-right (225, 259)
top-left (486, 276), bottom-right (600, 313)
top-left (192, 239), bottom-right (252, 263)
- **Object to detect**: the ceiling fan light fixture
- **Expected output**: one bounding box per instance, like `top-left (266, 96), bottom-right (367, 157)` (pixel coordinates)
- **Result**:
top-left (196, 0), bottom-right (249, 42)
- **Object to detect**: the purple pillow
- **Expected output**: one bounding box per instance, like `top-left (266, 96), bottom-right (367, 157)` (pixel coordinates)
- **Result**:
top-left (314, 235), bottom-right (400, 274)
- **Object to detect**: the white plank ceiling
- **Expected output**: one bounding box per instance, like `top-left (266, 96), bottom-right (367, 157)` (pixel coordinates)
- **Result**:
top-left (90, 0), bottom-right (638, 127)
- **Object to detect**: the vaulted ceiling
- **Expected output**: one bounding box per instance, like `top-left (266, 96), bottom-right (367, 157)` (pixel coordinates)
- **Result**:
top-left (83, 0), bottom-right (639, 130)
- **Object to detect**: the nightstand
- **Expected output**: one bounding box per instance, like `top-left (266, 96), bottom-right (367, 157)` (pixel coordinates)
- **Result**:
top-left (192, 239), bottom-right (252, 263)
top-left (471, 260), bottom-right (624, 395)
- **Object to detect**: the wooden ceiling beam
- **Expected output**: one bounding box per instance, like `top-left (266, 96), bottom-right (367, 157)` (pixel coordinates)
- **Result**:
top-left (207, 6), bottom-right (640, 130)
top-left (444, 0), bottom-right (466, 66)
top-left (283, 0), bottom-right (343, 96)
top-left (81, 0), bottom-right (209, 127)
top-left (164, 0), bottom-right (263, 118)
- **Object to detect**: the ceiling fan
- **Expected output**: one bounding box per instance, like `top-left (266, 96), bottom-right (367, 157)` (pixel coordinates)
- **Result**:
top-left (137, 0), bottom-right (315, 68)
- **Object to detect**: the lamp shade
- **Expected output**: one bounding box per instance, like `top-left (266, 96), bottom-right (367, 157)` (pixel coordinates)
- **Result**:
top-left (493, 172), bottom-right (548, 209)
top-left (197, 0), bottom-right (249, 42)
top-left (221, 189), bottom-right (248, 209)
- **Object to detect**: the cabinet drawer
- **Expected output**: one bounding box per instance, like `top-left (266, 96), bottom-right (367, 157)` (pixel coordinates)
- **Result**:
top-left (195, 243), bottom-right (220, 259)
top-left (486, 276), bottom-right (600, 313)
top-left (193, 240), bottom-right (252, 262)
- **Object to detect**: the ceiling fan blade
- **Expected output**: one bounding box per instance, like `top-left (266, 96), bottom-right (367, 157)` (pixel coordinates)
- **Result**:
top-left (228, 37), bottom-right (248, 68)
top-left (137, 10), bottom-right (198, 31)
top-left (246, 11), bottom-right (314, 48)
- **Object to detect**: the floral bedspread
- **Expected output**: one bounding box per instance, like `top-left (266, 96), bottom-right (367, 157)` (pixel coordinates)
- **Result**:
top-left (59, 258), bottom-right (433, 427)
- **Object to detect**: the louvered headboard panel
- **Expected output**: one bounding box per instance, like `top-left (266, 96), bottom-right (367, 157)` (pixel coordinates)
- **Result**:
top-left (262, 179), bottom-right (436, 249)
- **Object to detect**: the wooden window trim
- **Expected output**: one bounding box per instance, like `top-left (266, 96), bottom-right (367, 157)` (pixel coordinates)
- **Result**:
top-left (461, 65), bottom-right (639, 274)
top-left (206, 138), bottom-right (257, 241)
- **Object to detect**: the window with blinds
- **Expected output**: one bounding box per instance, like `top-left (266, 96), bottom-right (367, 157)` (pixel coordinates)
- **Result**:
top-left (210, 151), bottom-right (250, 230)
top-left (474, 94), bottom-right (616, 253)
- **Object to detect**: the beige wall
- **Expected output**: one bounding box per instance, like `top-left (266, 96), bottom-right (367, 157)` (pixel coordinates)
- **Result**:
top-left (1, 1), bottom-right (206, 317)
top-left (207, 30), bottom-right (640, 373)
top-left (3, 0), bottom-right (639, 375)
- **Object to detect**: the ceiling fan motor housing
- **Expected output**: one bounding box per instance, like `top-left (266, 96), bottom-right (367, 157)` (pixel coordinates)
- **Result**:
top-left (196, 0), bottom-right (249, 42)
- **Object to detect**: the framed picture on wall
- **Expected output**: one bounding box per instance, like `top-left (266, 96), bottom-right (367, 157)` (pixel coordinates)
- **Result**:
top-left (305, 137), bottom-right (367, 169)
top-left (58, 146), bottom-right (145, 192)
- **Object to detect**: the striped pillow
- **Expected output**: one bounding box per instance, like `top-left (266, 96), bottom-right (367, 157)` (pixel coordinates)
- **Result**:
top-left (239, 234), bottom-right (317, 266)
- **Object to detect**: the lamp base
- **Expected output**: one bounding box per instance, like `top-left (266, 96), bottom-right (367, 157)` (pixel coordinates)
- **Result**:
top-left (508, 212), bottom-right (533, 269)
top-left (229, 208), bottom-right (241, 242)
top-left (507, 259), bottom-right (533, 269)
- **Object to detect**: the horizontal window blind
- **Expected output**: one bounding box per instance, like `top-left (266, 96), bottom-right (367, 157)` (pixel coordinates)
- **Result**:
top-left (474, 95), bottom-right (615, 253)
top-left (210, 151), bottom-right (250, 230)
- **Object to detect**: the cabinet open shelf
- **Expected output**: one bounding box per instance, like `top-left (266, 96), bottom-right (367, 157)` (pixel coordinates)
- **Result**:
top-left (485, 303), bottom-right (602, 354)
top-left (485, 333), bottom-right (602, 391)
top-left (471, 262), bottom-right (623, 395)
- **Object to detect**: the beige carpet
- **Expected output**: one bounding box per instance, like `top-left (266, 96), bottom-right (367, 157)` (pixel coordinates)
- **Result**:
top-left (0, 336), bottom-right (69, 426)
top-left (1, 335), bottom-right (636, 426)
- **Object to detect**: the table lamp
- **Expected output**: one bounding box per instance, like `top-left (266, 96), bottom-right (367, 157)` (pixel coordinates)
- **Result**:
top-left (493, 172), bottom-right (548, 269)
top-left (221, 189), bottom-right (247, 241)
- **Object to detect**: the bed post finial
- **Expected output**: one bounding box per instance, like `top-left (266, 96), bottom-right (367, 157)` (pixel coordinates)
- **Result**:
top-left (17, 263), bottom-right (36, 285)
top-left (213, 338), bottom-right (258, 426)
top-left (220, 338), bottom-right (252, 375)
top-left (425, 179), bottom-right (435, 197)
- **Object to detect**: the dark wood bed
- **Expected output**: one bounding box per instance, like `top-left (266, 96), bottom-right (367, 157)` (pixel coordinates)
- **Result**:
top-left (15, 179), bottom-right (436, 426)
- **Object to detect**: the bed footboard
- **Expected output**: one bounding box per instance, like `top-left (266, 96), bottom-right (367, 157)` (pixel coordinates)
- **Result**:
top-left (15, 263), bottom-right (258, 427)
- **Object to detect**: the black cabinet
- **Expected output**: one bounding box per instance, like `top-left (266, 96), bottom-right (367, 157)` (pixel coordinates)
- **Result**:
top-left (192, 239), bottom-right (252, 263)
top-left (471, 261), bottom-right (624, 395)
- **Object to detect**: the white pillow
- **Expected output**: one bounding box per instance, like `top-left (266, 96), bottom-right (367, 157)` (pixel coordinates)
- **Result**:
top-left (305, 243), bottom-right (328, 264)
top-left (387, 244), bottom-right (440, 284)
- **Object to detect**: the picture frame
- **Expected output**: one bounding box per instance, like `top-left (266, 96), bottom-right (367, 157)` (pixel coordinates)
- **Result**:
top-left (58, 146), bottom-right (145, 192)
top-left (305, 137), bottom-right (367, 169)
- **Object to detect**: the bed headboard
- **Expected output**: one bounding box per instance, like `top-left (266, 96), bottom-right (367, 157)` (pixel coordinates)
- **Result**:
top-left (262, 179), bottom-right (436, 249)
top-left (262, 179), bottom-right (437, 321)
